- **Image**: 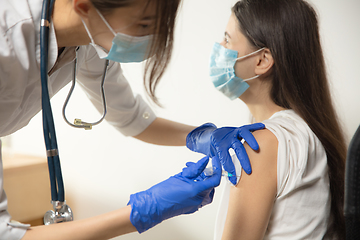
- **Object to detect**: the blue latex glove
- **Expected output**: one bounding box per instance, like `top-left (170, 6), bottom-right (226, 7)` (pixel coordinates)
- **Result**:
top-left (186, 123), bottom-right (217, 155)
top-left (128, 156), bottom-right (221, 233)
top-left (186, 123), bottom-right (265, 184)
top-left (211, 123), bottom-right (265, 184)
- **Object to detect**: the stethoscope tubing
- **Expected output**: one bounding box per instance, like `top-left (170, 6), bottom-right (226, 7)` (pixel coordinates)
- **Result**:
top-left (40, 0), bottom-right (65, 202)
top-left (62, 55), bottom-right (109, 129)
top-left (40, 0), bottom-right (108, 202)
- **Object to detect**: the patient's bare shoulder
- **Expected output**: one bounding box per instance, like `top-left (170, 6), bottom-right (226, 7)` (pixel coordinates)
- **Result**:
top-left (221, 128), bottom-right (278, 240)
top-left (245, 128), bottom-right (278, 174)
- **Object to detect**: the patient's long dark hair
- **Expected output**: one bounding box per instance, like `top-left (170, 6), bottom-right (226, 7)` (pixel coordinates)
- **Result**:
top-left (232, 0), bottom-right (346, 239)
top-left (91, 0), bottom-right (181, 105)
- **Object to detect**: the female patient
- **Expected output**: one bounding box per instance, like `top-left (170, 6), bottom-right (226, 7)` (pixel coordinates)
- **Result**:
top-left (210, 0), bottom-right (346, 239)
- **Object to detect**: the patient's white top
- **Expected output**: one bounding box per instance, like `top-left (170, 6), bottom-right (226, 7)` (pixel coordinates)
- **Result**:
top-left (214, 110), bottom-right (331, 240)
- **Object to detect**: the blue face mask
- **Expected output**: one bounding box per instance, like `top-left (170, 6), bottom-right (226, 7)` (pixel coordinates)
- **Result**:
top-left (209, 42), bottom-right (265, 100)
top-left (82, 10), bottom-right (154, 63)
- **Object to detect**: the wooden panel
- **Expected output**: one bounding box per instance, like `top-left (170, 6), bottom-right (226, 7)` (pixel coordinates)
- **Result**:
top-left (24, 217), bottom-right (44, 226)
top-left (3, 154), bottom-right (52, 223)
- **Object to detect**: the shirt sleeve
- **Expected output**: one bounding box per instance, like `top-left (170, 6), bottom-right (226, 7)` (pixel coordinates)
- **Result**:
top-left (75, 46), bottom-right (156, 136)
top-left (0, 141), bottom-right (27, 240)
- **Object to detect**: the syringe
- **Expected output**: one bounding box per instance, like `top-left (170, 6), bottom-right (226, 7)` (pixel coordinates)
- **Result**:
top-left (203, 167), bottom-right (240, 178)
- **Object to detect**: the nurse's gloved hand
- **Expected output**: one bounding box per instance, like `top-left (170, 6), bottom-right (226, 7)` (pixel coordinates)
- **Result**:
top-left (186, 123), bottom-right (217, 156)
top-left (186, 123), bottom-right (265, 181)
top-left (211, 123), bottom-right (265, 185)
top-left (127, 156), bottom-right (221, 233)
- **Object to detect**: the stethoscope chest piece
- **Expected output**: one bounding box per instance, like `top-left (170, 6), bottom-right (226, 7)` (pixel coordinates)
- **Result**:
top-left (44, 201), bottom-right (74, 225)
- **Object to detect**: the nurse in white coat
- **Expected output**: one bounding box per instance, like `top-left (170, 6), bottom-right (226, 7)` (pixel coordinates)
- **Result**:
top-left (0, 0), bottom-right (263, 239)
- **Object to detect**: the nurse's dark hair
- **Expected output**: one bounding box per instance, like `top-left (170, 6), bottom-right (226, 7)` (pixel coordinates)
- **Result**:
top-left (90, 0), bottom-right (181, 105)
top-left (232, 0), bottom-right (346, 239)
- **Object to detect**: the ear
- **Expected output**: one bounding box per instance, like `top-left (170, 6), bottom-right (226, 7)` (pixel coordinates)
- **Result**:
top-left (73, 0), bottom-right (93, 20)
top-left (254, 48), bottom-right (274, 76)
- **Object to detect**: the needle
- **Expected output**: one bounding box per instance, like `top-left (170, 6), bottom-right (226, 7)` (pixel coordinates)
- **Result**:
top-left (221, 170), bottom-right (240, 178)
top-left (203, 167), bottom-right (240, 177)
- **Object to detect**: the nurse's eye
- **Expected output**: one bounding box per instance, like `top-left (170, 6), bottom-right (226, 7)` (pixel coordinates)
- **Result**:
top-left (138, 21), bottom-right (155, 34)
top-left (138, 19), bottom-right (155, 29)
top-left (224, 36), bottom-right (229, 44)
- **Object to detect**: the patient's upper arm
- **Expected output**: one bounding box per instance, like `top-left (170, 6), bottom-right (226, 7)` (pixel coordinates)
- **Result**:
top-left (221, 129), bottom-right (278, 240)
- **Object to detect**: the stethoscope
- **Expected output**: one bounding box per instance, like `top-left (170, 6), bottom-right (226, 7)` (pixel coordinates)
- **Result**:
top-left (40, 0), bottom-right (108, 224)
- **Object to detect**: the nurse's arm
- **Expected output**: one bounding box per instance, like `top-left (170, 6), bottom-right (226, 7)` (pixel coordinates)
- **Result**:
top-left (133, 117), bottom-right (196, 146)
top-left (21, 205), bottom-right (136, 240)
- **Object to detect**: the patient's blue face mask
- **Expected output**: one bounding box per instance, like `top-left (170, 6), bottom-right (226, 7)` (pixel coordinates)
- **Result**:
top-left (209, 43), bottom-right (265, 100)
top-left (82, 10), bottom-right (153, 63)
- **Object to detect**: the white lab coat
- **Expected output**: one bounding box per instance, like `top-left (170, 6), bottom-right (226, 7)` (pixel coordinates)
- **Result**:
top-left (0, 0), bottom-right (156, 238)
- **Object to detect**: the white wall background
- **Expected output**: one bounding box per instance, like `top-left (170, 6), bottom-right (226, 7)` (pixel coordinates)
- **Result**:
top-left (9, 0), bottom-right (360, 239)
